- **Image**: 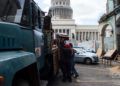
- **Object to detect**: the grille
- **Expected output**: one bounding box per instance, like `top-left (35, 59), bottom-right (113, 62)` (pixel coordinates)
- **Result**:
top-left (0, 36), bottom-right (16, 49)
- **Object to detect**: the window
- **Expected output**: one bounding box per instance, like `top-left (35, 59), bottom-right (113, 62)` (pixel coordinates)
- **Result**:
top-left (21, 0), bottom-right (30, 26)
top-left (0, 0), bottom-right (19, 22)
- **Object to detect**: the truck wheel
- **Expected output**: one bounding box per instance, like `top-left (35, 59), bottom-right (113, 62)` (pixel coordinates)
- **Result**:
top-left (13, 79), bottom-right (30, 86)
top-left (85, 58), bottom-right (92, 65)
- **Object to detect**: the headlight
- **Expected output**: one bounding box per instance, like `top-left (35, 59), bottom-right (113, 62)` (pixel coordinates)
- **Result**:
top-left (0, 76), bottom-right (4, 86)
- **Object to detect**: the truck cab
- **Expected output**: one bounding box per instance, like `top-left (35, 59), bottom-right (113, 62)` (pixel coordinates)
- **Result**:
top-left (0, 0), bottom-right (56, 86)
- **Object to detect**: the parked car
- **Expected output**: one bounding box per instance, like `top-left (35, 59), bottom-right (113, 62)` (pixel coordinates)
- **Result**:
top-left (85, 48), bottom-right (96, 53)
top-left (73, 47), bottom-right (99, 64)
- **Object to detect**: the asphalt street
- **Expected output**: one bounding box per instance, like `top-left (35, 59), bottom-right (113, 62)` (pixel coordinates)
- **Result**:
top-left (47, 63), bottom-right (120, 86)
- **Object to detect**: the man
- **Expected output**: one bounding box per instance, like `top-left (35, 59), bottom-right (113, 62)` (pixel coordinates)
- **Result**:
top-left (59, 38), bottom-right (72, 82)
top-left (63, 43), bottom-right (72, 82)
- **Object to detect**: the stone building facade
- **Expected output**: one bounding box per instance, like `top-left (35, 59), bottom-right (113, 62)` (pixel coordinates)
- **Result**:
top-left (49, 0), bottom-right (99, 46)
top-left (99, 0), bottom-right (120, 53)
top-left (76, 25), bottom-right (99, 42)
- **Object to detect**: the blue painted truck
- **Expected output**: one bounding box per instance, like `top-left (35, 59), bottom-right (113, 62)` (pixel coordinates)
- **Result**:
top-left (0, 0), bottom-right (59, 86)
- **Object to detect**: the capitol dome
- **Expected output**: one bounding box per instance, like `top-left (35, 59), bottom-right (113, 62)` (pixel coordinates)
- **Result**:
top-left (49, 0), bottom-right (73, 19)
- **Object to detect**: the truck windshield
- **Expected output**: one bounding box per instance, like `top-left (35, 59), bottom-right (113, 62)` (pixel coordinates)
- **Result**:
top-left (0, 0), bottom-right (24, 23)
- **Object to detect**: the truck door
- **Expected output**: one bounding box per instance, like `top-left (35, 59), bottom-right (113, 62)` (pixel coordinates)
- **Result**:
top-left (31, 1), bottom-right (45, 70)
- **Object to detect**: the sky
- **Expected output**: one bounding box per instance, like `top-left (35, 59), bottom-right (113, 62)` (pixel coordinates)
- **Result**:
top-left (34, 0), bottom-right (107, 25)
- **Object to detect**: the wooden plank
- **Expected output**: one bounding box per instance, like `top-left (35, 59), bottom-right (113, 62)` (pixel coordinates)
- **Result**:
top-left (104, 49), bottom-right (116, 57)
top-left (96, 48), bottom-right (103, 58)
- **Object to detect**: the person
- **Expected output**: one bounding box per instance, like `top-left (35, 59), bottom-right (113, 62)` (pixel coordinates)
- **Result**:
top-left (69, 43), bottom-right (79, 78)
top-left (62, 43), bottom-right (72, 82)
top-left (59, 38), bottom-right (72, 82)
top-left (59, 38), bottom-right (68, 82)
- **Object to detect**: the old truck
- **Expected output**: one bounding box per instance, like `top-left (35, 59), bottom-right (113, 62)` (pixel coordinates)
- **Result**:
top-left (0, 0), bottom-right (59, 86)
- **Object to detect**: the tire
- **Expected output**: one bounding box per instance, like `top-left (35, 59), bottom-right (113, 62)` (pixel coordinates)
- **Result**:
top-left (84, 58), bottom-right (92, 65)
top-left (13, 79), bottom-right (30, 86)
